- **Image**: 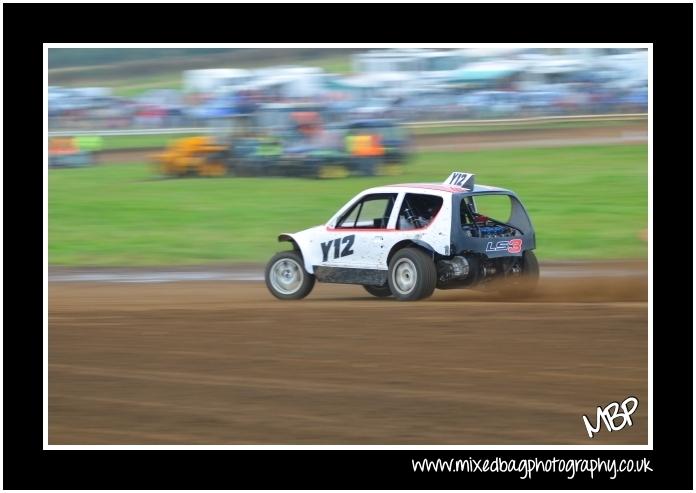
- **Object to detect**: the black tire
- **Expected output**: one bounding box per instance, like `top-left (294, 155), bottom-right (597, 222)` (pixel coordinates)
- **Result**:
top-left (523, 250), bottom-right (540, 283)
top-left (363, 284), bottom-right (392, 298)
top-left (265, 250), bottom-right (315, 300)
top-left (387, 247), bottom-right (437, 301)
top-left (500, 250), bottom-right (540, 297)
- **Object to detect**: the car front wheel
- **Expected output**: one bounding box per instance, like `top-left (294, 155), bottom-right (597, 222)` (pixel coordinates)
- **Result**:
top-left (265, 250), bottom-right (315, 300)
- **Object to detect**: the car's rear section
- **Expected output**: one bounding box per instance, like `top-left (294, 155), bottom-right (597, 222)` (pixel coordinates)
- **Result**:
top-left (434, 189), bottom-right (538, 292)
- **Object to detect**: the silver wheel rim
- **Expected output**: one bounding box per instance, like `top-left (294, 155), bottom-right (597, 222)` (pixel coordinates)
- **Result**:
top-left (270, 258), bottom-right (303, 295)
top-left (392, 258), bottom-right (417, 295)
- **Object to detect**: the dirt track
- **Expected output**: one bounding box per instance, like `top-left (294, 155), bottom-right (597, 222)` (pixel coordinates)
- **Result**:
top-left (411, 121), bottom-right (647, 151)
top-left (48, 271), bottom-right (648, 445)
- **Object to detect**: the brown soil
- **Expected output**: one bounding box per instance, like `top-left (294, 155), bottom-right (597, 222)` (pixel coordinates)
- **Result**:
top-left (48, 275), bottom-right (648, 445)
top-left (410, 121), bottom-right (647, 151)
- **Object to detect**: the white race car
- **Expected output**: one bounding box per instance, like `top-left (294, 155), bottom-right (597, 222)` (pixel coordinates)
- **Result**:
top-left (265, 172), bottom-right (539, 301)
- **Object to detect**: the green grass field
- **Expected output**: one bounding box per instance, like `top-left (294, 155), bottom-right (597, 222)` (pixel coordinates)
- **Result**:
top-left (48, 144), bottom-right (648, 266)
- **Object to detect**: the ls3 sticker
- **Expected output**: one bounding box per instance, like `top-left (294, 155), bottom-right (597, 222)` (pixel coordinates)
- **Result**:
top-left (486, 238), bottom-right (522, 254)
top-left (321, 235), bottom-right (355, 262)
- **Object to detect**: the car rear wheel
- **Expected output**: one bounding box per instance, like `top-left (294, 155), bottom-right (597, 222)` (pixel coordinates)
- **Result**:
top-left (363, 284), bottom-right (392, 298)
top-left (500, 250), bottom-right (540, 298)
top-left (265, 250), bottom-right (315, 300)
top-left (387, 247), bottom-right (437, 301)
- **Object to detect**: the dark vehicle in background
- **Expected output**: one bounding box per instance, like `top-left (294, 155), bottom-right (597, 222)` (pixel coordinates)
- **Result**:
top-left (48, 137), bottom-right (94, 168)
top-left (153, 104), bottom-right (411, 179)
top-left (342, 119), bottom-right (410, 165)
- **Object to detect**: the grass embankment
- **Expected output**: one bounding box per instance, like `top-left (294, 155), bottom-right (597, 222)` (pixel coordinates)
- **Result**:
top-left (48, 144), bottom-right (648, 265)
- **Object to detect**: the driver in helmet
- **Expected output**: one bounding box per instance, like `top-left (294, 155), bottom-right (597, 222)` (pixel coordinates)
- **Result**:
top-left (399, 201), bottom-right (436, 230)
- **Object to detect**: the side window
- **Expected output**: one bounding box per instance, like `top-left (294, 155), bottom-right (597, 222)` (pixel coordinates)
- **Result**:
top-left (336, 193), bottom-right (396, 229)
top-left (397, 193), bottom-right (443, 230)
top-left (339, 204), bottom-right (360, 228)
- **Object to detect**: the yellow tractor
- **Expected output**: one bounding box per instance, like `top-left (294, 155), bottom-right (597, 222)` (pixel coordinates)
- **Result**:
top-left (153, 136), bottom-right (229, 177)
